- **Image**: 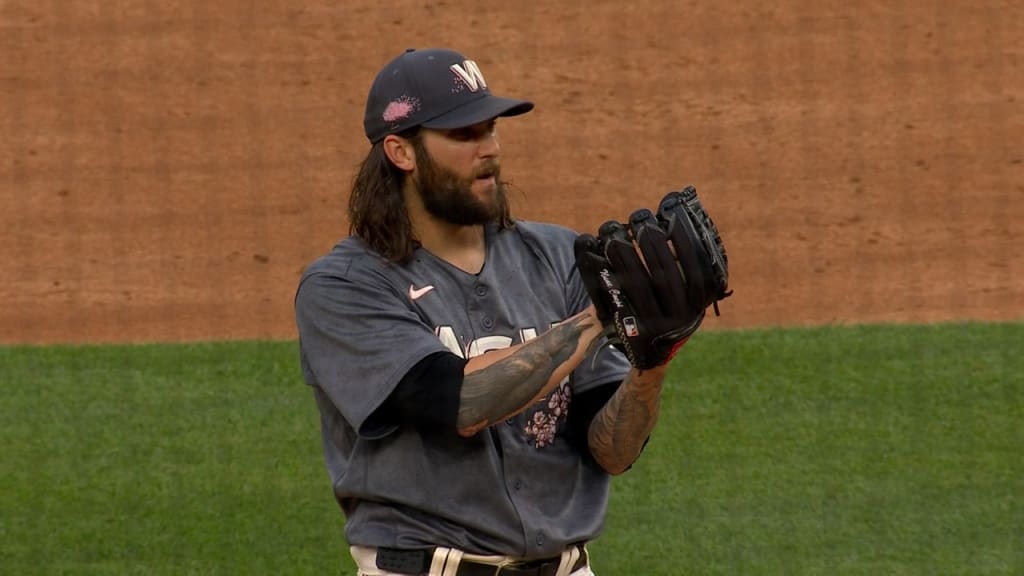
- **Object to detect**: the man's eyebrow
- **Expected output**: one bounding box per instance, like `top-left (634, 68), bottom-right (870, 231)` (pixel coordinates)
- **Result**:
top-left (445, 120), bottom-right (496, 138)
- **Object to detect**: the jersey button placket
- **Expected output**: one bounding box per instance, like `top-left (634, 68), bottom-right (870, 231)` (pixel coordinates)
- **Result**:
top-left (474, 283), bottom-right (493, 331)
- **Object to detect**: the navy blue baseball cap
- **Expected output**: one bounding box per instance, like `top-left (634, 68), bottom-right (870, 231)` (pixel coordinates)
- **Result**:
top-left (363, 48), bottom-right (535, 143)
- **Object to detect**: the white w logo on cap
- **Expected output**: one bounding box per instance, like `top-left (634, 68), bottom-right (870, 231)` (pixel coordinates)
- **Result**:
top-left (450, 60), bottom-right (488, 92)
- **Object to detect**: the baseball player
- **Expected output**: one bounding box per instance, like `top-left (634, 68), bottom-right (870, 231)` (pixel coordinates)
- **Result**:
top-left (294, 47), bottom-right (730, 576)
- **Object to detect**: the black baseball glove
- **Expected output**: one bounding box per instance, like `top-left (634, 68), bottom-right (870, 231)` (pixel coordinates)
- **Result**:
top-left (574, 186), bottom-right (732, 370)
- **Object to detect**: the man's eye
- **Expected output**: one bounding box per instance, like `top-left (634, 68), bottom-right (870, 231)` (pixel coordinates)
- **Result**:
top-left (447, 122), bottom-right (495, 141)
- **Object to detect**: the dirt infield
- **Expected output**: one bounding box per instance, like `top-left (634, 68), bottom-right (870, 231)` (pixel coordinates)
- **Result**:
top-left (2, 1), bottom-right (1020, 345)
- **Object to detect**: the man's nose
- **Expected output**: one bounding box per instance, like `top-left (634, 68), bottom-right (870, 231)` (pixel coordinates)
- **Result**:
top-left (478, 132), bottom-right (500, 158)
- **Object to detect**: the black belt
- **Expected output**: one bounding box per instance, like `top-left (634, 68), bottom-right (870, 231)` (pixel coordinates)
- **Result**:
top-left (375, 544), bottom-right (588, 576)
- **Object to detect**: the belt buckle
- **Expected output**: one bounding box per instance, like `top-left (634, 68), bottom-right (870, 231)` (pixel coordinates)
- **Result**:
top-left (492, 564), bottom-right (517, 576)
top-left (493, 563), bottom-right (527, 576)
top-left (493, 559), bottom-right (553, 576)
top-left (492, 562), bottom-right (533, 576)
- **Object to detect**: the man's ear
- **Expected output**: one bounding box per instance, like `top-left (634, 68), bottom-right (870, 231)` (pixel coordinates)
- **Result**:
top-left (382, 134), bottom-right (416, 172)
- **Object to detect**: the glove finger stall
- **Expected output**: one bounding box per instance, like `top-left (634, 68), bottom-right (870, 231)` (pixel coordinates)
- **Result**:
top-left (573, 233), bottom-right (618, 326)
top-left (599, 220), bottom-right (661, 322)
top-left (658, 192), bottom-right (710, 310)
top-left (629, 208), bottom-right (687, 317)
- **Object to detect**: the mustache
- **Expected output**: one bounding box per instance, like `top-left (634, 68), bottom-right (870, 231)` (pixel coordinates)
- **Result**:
top-left (473, 160), bottom-right (501, 179)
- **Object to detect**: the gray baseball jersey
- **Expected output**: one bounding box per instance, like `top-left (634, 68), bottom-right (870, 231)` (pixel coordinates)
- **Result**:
top-left (294, 220), bottom-right (631, 559)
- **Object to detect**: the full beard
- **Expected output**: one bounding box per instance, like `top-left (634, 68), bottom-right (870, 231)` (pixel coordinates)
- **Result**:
top-left (414, 144), bottom-right (506, 227)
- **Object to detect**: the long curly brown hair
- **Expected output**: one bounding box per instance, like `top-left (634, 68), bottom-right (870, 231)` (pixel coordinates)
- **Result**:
top-left (347, 128), bottom-right (514, 264)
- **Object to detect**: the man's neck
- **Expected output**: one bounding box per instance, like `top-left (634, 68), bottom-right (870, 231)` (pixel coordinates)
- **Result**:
top-left (413, 213), bottom-right (487, 275)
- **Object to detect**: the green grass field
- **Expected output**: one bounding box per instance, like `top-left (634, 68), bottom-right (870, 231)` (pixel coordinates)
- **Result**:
top-left (2, 323), bottom-right (1021, 575)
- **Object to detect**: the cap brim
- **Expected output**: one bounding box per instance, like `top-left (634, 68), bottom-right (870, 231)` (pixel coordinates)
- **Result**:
top-left (421, 95), bottom-right (534, 130)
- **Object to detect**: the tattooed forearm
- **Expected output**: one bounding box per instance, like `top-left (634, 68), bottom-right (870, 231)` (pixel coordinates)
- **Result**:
top-left (588, 367), bottom-right (667, 474)
top-left (457, 314), bottom-right (598, 437)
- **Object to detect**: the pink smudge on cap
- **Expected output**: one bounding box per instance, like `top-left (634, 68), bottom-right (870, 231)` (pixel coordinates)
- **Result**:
top-left (382, 96), bottom-right (419, 123)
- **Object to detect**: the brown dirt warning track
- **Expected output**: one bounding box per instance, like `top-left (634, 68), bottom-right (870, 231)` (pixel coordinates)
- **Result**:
top-left (1, 1), bottom-right (1021, 345)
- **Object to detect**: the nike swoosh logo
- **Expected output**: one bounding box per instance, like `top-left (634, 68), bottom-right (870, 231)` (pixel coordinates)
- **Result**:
top-left (408, 284), bottom-right (435, 301)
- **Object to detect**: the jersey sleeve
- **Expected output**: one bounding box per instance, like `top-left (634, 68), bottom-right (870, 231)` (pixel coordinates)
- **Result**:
top-left (295, 267), bottom-right (451, 438)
